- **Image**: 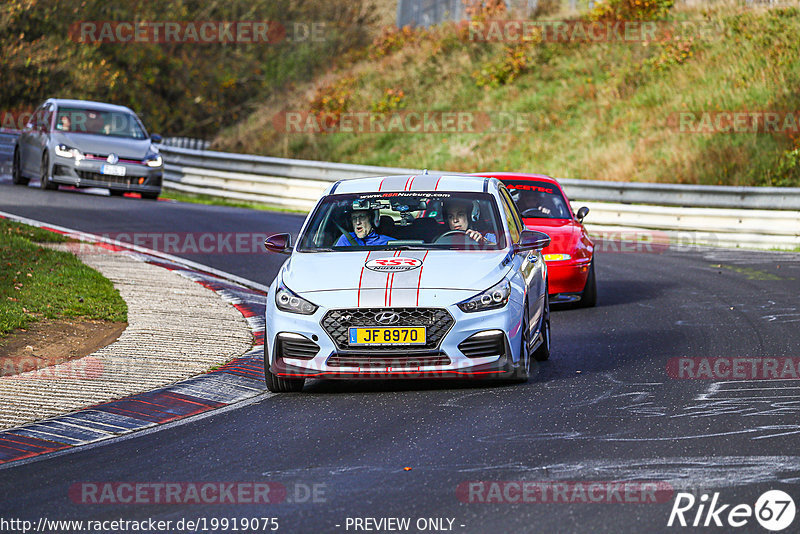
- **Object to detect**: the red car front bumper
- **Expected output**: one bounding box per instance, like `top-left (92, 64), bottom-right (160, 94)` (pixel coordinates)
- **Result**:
top-left (547, 258), bottom-right (591, 296)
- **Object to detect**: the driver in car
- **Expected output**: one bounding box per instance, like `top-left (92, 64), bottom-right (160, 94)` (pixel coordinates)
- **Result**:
top-left (443, 200), bottom-right (497, 245)
top-left (335, 208), bottom-right (396, 246)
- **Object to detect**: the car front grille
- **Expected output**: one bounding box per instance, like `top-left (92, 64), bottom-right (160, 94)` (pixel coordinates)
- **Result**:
top-left (458, 331), bottom-right (506, 359)
top-left (327, 353), bottom-right (451, 368)
top-left (321, 308), bottom-right (454, 352)
top-left (76, 171), bottom-right (148, 185)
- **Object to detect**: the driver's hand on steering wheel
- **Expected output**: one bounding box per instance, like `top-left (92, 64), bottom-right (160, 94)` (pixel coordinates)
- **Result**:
top-left (465, 229), bottom-right (485, 243)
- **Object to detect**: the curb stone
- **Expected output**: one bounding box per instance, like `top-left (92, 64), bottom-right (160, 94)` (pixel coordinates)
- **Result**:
top-left (0, 217), bottom-right (270, 466)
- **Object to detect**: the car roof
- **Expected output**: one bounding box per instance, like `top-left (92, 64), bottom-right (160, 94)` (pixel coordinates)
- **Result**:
top-left (327, 174), bottom-right (500, 195)
top-left (472, 172), bottom-right (559, 184)
top-left (46, 99), bottom-right (136, 114)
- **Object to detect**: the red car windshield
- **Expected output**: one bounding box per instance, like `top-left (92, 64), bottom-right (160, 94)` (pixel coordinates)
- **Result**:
top-left (502, 180), bottom-right (572, 219)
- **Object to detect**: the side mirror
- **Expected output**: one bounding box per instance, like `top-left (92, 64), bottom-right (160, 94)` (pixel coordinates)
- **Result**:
top-left (150, 133), bottom-right (163, 143)
top-left (514, 230), bottom-right (551, 253)
top-left (576, 206), bottom-right (589, 222)
top-left (264, 233), bottom-right (293, 254)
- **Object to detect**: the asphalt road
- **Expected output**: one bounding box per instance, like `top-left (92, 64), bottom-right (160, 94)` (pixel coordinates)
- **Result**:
top-left (2, 180), bottom-right (800, 533)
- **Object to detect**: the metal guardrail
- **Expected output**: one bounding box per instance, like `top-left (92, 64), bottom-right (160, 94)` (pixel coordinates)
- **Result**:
top-left (161, 137), bottom-right (210, 150)
top-left (158, 145), bottom-right (800, 250)
top-left (159, 145), bottom-right (426, 211)
top-left (0, 130), bottom-right (20, 161)
top-left (558, 178), bottom-right (800, 210)
top-left (0, 130), bottom-right (20, 175)
top-left (1, 137), bottom-right (797, 249)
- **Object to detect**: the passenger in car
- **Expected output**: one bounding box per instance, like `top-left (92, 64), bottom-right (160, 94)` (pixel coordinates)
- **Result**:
top-left (335, 209), bottom-right (396, 246)
top-left (443, 200), bottom-right (497, 244)
top-left (58, 115), bottom-right (71, 131)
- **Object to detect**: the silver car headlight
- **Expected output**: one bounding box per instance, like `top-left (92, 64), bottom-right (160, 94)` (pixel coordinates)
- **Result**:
top-left (275, 281), bottom-right (318, 315)
top-left (145, 153), bottom-right (163, 167)
top-left (457, 278), bottom-right (511, 313)
top-left (55, 144), bottom-right (84, 161)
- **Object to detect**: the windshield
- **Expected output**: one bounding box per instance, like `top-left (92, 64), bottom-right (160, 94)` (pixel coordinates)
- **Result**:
top-left (501, 180), bottom-right (572, 219)
top-left (55, 107), bottom-right (148, 139)
top-left (298, 191), bottom-right (507, 252)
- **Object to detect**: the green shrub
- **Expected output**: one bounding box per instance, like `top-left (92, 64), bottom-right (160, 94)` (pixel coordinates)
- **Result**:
top-left (473, 43), bottom-right (536, 88)
top-left (587, 0), bottom-right (674, 22)
top-left (371, 88), bottom-right (407, 113)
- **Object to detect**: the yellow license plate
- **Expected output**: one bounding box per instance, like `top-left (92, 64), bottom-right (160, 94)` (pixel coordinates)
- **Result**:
top-left (348, 327), bottom-right (426, 345)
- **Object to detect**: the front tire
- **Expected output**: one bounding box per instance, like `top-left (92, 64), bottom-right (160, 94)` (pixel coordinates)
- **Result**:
top-left (141, 191), bottom-right (160, 200)
top-left (264, 343), bottom-right (305, 393)
top-left (532, 292), bottom-right (551, 362)
top-left (39, 153), bottom-right (57, 190)
top-left (12, 148), bottom-right (29, 186)
top-left (577, 260), bottom-right (597, 308)
top-left (507, 305), bottom-right (532, 382)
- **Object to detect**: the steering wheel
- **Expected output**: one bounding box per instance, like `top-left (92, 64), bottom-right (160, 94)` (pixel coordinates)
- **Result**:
top-left (434, 229), bottom-right (486, 245)
top-left (433, 230), bottom-right (468, 244)
top-left (522, 206), bottom-right (551, 217)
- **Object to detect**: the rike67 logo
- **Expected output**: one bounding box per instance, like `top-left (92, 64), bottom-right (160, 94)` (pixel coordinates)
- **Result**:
top-left (668, 490), bottom-right (795, 531)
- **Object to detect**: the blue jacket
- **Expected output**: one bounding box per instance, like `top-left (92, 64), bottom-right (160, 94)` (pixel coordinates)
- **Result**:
top-left (335, 231), bottom-right (396, 247)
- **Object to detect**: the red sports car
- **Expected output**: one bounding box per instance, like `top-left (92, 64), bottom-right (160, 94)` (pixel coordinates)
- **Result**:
top-left (475, 172), bottom-right (596, 307)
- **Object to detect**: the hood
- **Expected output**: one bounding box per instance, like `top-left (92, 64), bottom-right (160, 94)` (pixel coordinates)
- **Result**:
top-left (522, 218), bottom-right (578, 254)
top-left (53, 132), bottom-right (153, 160)
top-left (283, 250), bottom-right (511, 296)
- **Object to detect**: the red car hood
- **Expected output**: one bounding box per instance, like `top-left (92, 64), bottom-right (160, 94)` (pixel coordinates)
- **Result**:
top-left (522, 218), bottom-right (578, 254)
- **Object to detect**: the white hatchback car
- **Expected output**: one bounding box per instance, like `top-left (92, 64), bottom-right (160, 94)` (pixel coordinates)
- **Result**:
top-left (263, 174), bottom-right (551, 392)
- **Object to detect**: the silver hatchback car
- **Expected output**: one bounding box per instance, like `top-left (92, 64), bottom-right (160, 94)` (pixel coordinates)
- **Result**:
top-left (12, 99), bottom-right (163, 199)
top-left (262, 173), bottom-right (552, 392)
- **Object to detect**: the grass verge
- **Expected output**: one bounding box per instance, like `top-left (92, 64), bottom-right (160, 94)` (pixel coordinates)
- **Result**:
top-left (160, 189), bottom-right (308, 214)
top-left (214, 3), bottom-right (800, 187)
top-left (0, 218), bottom-right (127, 337)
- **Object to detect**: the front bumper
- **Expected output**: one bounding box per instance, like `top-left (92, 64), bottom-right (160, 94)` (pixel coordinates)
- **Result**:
top-left (52, 155), bottom-right (162, 194)
top-left (266, 300), bottom-right (531, 379)
top-left (547, 259), bottom-right (591, 296)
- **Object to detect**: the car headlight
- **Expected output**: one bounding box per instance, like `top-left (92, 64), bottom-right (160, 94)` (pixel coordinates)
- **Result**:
top-left (457, 279), bottom-right (511, 313)
top-left (145, 153), bottom-right (163, 168)
top-left (544, 253), bottom-right (571, 262)
top-left (55, 144), bottom-right (84, 161)
top-left (275, 281), bottom-right (318, 315)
